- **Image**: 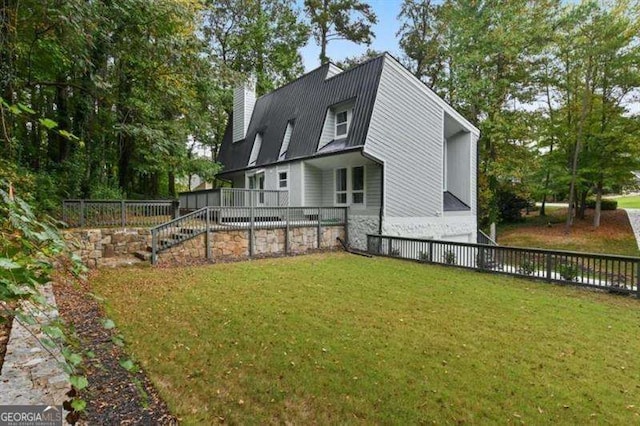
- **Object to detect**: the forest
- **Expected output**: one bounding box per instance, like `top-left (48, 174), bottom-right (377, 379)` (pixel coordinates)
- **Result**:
top-left (1, 0), bottom-right (639, 228)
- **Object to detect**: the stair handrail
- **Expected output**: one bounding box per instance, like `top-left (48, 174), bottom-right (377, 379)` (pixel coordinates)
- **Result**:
top-left (150, 206), bottom-right (210, 264)
top-left (478, 229), bottom-right (498, 246)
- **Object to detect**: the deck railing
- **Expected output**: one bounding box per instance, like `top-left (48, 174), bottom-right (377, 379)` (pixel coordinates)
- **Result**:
top-left (150, 206), bottom-right (348, 264)
top-left (367, 234), bottom-right (640, 296)
top-left (62, 199), bottom-right (179, 228)
top-left (179, 188), bottom-right (289, 210)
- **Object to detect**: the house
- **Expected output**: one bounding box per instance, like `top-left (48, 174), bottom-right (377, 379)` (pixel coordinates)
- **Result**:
top-left (215, 53), bottom-right (480, 250)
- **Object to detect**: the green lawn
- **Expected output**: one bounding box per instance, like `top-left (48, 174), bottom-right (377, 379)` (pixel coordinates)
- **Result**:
top-left (94, 254), bottom-right (640, 424)
top-left (615, 195), bottom-right (640, 209)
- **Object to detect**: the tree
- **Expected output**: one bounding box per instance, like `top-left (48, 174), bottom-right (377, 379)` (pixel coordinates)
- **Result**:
top-left (204, 0), bottom-right (309, 95)
top-left (304, 0), bottom-right (377, 64)
top-left (334, 48), bottom-right (382, 70)
top-left (533, 1), bottom-right (640, 229)
top-left (0, 0), bottom-right (223, 205)
top-left (397, 0), bottom-right (446, 89)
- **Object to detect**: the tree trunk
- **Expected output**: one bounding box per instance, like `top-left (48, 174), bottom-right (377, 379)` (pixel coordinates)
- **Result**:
top-left (168, 170), bottom-right (176, 197)
top-left (319, 29), bottom-right (328, 64)
top-left (577, 189), bottom-right (588, 220)
top-left (593, 179), bottom-right (603, 228)
top-left (565, 65), bottom-right (592, 233)
top-left (118, 134), bottom-right (134, 193)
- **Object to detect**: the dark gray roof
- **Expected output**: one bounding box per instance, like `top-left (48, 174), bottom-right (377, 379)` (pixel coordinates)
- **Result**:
top-left (443, 191), bottom-right (470, 211)
top-left (218, 56), bottom-right (385, 174)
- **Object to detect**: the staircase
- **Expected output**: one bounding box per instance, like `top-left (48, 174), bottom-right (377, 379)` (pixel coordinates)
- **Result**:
top-left (140, 207), bottom-right (212, 264)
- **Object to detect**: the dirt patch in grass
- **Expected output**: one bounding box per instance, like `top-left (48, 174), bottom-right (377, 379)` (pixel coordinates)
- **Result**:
top-left (499, 208), bottom-right (639, 256)
top-left (53, 273), bottom-right (176, 424)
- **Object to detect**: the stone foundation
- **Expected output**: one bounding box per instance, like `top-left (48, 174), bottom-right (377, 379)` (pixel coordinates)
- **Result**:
top-left (62, 228), bottom-right (150, 268)
top-left (348, 214), bottom-right (380, 250)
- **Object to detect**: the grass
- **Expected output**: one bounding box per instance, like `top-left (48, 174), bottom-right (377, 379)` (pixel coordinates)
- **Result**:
top-left (498, 207), bottom-right (640, 257)
top-left (614, 195), bottom-right (640, 209)
top-left (93, 253), bottom-right (640, 424)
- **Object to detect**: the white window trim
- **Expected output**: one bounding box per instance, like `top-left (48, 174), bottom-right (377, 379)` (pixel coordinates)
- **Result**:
top-left (277, 166), bottom-right (289, 190)
top-left (334, 168), bottom-right (348, 206)
top-left (333, 165), bottom-right (366, 209)
top-left (335, 107), bottom-right (352, 138)
top-left (351, 165), bottom-right (365, 207)
top-left (245, 169), bottom-right (265, 188)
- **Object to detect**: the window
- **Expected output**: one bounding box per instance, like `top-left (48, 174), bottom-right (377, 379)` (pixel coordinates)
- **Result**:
top-left (334, 166), bottom-right (365, 207)
top-left (279, 122), bottom-right (293, 160)
top-left (278, 171), bottom-right (288, 189)
top-left (335, 168), bottom-right (347, 204)
top-left (248, 133), bottom-right (262, 166)
top-left (336, 110), bottom-right (348, 137)
top-left (352, 166), bottom-right (364, 205)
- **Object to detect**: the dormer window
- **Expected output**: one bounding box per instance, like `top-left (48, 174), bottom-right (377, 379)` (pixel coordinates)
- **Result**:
top-left (248, 133), bottom-right (262, 166)
top-left (318, 99), bottom-right (355, 151)
top-left (336, 110), bottom-right (349, 137)
top-left (279, 121), bottom-right (293, 160)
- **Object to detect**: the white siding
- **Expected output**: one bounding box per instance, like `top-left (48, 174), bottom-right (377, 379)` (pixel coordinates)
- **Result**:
top-left (364, 58), bottom-right (444, 217)
top-left (471, 134), bottom-right (478, 215)
top-left (317, 109), bottom-right (335, 150)
top-left (233, 80), bottom-right (256, 143)
top-left (446, 132), bottom-right (472, 206)
top-left (289, 162), bottom-right (303, 206)
top-left (321, 169), bottom-right (333, 206)
top-left (304, 164), bottom-right (322, 206)
top-left (366, 163), bottom-right (381, 210)
top-left (326, 63), bottom-right (344, 79)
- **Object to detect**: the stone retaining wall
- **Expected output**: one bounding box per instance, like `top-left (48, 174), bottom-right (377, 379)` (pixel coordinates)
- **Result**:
top-left (157, 225), bottom-right (345, 265)
top-left (62, 228), bottom-right (150, 268)
top-left (63, 225), bottom-right (345, 267)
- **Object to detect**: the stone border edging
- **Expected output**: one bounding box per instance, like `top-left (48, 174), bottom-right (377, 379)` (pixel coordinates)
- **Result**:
top-left (0, 284), bottom-right (70, 411)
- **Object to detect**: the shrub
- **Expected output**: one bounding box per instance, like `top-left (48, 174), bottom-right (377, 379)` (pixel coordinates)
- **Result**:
top-left (496, 186), bottom-right (530, 223)
top-left (519, 260), bottom-right (535, 276)
top-left (556, 263), bottom-right (579, 281)
top-left (443, 250), bottom-right (456, 265)
top-left (585, 198), bottom-right (617, 210)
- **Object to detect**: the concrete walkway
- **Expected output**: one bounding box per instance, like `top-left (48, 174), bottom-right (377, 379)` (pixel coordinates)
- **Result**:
top-left (0, 284), bottom-right (70, 407)
top-left (625, 209), bottom-right (640, 250)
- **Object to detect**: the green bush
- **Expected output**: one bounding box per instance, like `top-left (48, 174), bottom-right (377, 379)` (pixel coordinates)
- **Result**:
top-left (519, 260), bottom-right (535, 276)
top-left (443, 250), bottom-right (456, 265)
top-left (556, 263), bottom-right (579, 281)
top-left (585, 198), bottom-right (617, 210)
top-left (496, 186), bottom-right (530, 223)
